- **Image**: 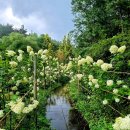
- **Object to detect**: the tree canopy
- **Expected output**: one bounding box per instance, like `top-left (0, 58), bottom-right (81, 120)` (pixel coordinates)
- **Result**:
top-left (0, 24), bottom-right (27, 38)
top-left (71, 0), bottom-right (130, 47)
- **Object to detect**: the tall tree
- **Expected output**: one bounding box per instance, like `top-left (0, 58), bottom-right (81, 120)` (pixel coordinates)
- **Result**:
top-left (71, 0), bottom-right (130, 47)
top-left (38, 34), bottom-right (52, 49)
top-left (57, 35), bottom-right (73, 63)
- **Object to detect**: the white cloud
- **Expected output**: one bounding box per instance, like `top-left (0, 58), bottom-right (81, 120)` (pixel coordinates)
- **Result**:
top-left (0, 7), bottom-right (47, 33)
top-left (22, 15), bottom-right (47, 34)
top-left (0, 7), bottom-right (22, 28)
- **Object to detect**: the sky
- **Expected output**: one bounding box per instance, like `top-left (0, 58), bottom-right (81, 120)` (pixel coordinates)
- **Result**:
top-left (0, 0), bottom-right (74, 41)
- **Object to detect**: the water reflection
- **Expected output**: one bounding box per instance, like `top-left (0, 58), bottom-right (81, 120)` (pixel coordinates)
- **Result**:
top-left (46, 86), bottom-right (89, 130)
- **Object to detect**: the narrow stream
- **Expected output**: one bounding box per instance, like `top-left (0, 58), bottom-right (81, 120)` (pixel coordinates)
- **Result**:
top-left (46, 86), bottom-right (89, 130)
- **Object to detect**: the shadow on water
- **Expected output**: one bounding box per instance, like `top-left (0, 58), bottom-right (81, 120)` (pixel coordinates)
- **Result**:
top-left (46, 86), bottom-right (90, 130)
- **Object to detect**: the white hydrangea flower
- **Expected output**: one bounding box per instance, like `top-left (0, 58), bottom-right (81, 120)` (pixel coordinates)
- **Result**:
top-left (43, 49), bottom-right (48, 54)
top-left (101, 63), bottom-right (112, 71)
top-left (29, 51), bottom-right (34, 56)
top-left (115, 98), bottom-right (120, 103)
top-left (67, 61), bottom-right (73, 70)
top-left (78, 58), bottom-right (87, 66)
top-left (76, 74), bottom-right (83, 80)
top-left (0, 110), bottom-right (4, 118)
top-left (35, 53), bottom-right (38, 55)
top-left (22, 107), bottom-right (31, 113)
top-left (37, 79), bottom-right (40, 83)
top-left (108, 64), bottom-right (113, 69)
top-left (22, 100), bottom-right (39, 114)
top-left (109, 45), bottom-right (118, 54)
top-left (16, 91), bottom-right (20, 95)
top-left (95, 84), bottom-right (99, 88)
top-left (41, 55), bottom-right (47, 60)
top-left (113, 89), bottom-right (118, 94)
top-left (11, 77), bottom-right (15, 80)
top-left (16, 98), bottom-right (23, 103)
top-left (87, 96), bottom-right (91, 99)
top-left (103, 99), bottom-right (108, 105)
top-left (93, 62), bottom-right (96, 66)
top-left (107, 80), bottom-right (113, 86)
top-left (11, 86), bottom-right (18, 91)
top-left (28, 68), bottom-right (31, 72)
top-left (40, 72), bottom-right (44, 76)
top-left (117, 80), bottom-right (123, 85)
top-left (113, 117), bottom-right (122, 130)
top-left (38, 49), bottom-right (43, 55)
top-left (118, 45), bottom-right (126, 53)
top-left (120, 115), bottom-right (130, 130)
top-left (88, 82), bottom-right (93, 86)
top-left (9, 61), bottom-right (18, 68)
top-left (88, 75), bottom-right (94, 81)
top-left (27, 46), bottom-right (33, 53)
top-left (17, 54), bottom-right (23, 62)
top-left (113, 115), bottom-right (130, 130)
top-left (128, 95), bottom-right (130, 100)
top-left (6, 50), bottom-right (16, 57)
top-left (8, 101), bottom-right (16, 107)
top-left (86, 56), bottom-right (93, 64)
top-left (9, 92), bottom-right (14, 95)
top-left (23, 77), bottom-right (28, 83)
top-left (11, 101), bottom-right (25, 114)
top-left (33, 100), bottom-right (39, 107)
top-left (96, 59), bottom-right (104, 66)
top-left (92, 79), bottom-right (98, 84)
top-left (122, 85), bottom-right (128, 88)
top-left (16, 80), bottom-right (21, 86)
top-left (18, 49), bottom-right (24, 54)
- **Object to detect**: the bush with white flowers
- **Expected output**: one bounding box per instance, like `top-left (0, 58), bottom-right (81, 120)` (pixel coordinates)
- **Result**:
top-left (113, 114), bottom-right (130, 130)
top-left (0, 45), bottom-right (67, 129)
top-left (0, 42), bottom-right (129, 130)
top-left (109, 45), bottom-right (118, 54)
top-left (67, 44), bottom-right (130, 130)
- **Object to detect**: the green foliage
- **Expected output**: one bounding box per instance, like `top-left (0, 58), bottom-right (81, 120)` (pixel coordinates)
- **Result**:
top-left (57, 35), bottom-right (73, 63)
top-left (71, 0), bottom-right (130, 47)
top-left (0, 45), bottom-right (69, 129)
top-left (69, 82), bottom-right (113, 130)
top-left (0, 24), bottom-right (14, 38)
top-left (0, 24), bottom-right (27, 38)
top-left (86, 33), bottom-right (130, 58)
top-left (0, 32), bottom-right (61, 53)
top-left (67, 34), bottom-right (130, 129)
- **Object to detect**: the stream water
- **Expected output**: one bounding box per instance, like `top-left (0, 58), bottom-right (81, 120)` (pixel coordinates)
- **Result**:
top-left (46, 86), bottom-right (89, 130)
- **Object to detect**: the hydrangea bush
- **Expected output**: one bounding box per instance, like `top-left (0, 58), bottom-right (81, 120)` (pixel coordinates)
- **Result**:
top-left (67, 44), bottom-right (130, 130)
top-left (0, 46), bottom-right (67, 129)
top-left (0, 42), bottom-right (129, 129)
